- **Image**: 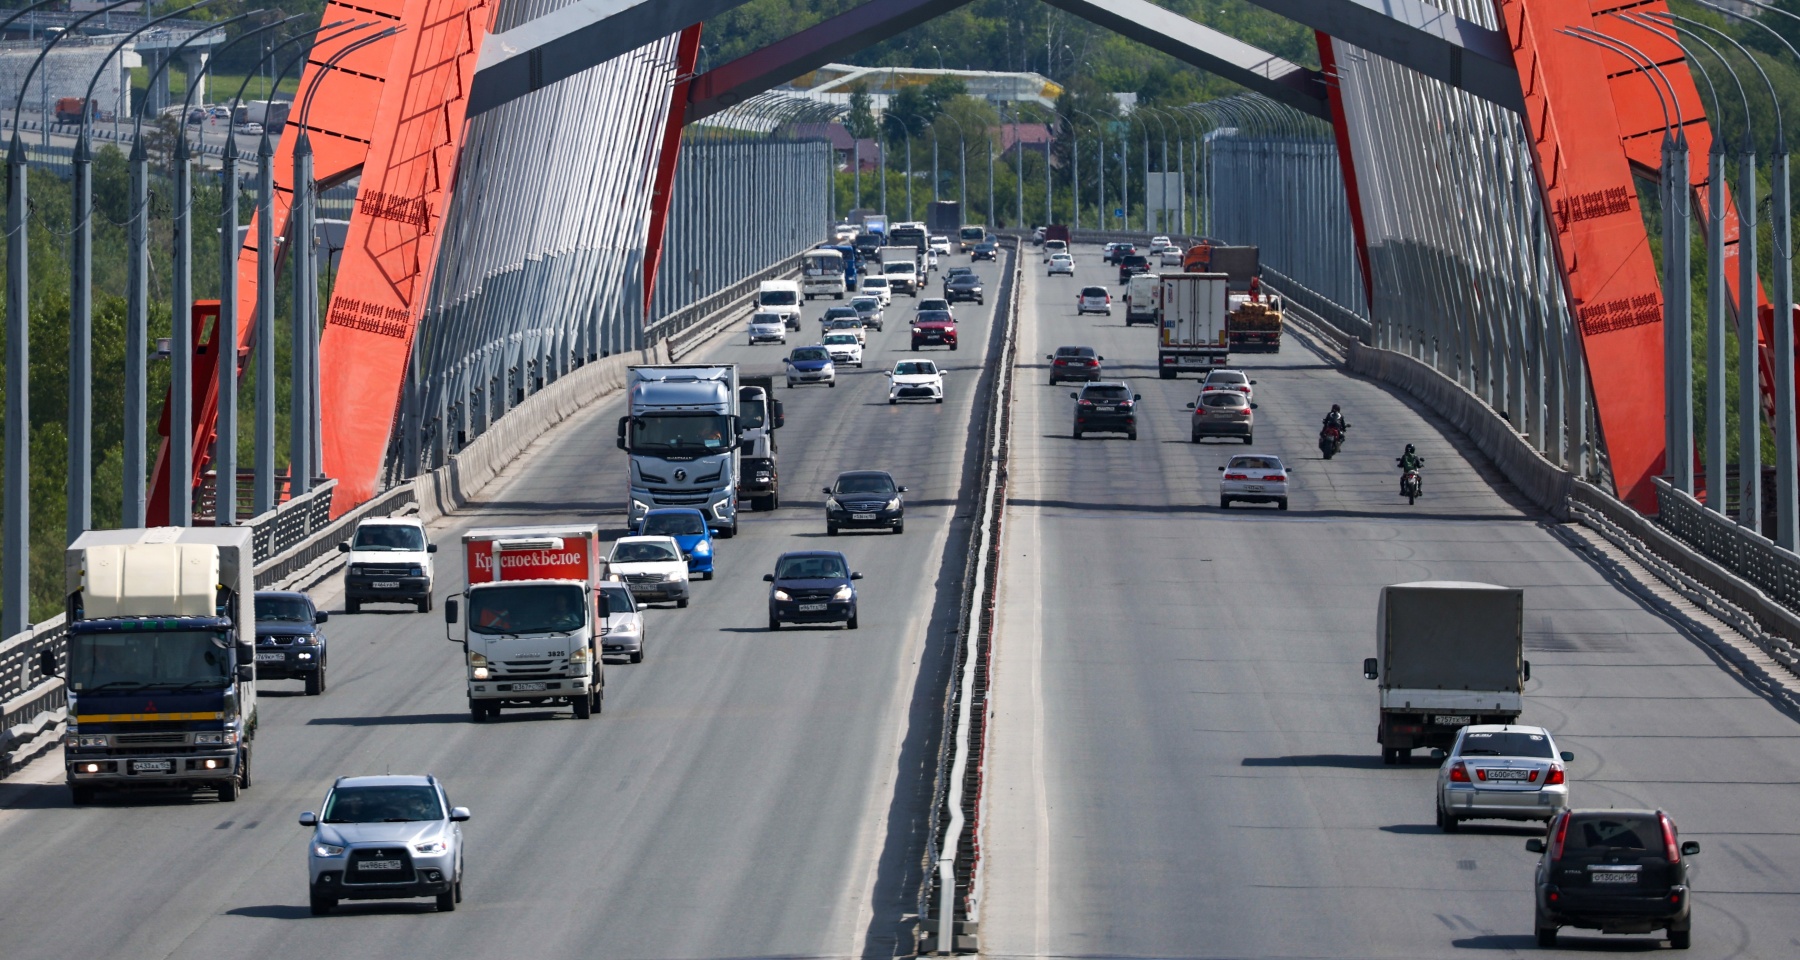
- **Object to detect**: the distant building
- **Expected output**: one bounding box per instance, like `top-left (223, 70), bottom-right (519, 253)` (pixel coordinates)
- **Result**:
top-left (999, 123), bottom-right (1054, 160)
top-left (792, 121), bottom-right (882, 171)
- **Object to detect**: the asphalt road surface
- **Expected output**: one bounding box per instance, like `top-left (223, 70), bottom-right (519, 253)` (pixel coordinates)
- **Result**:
top-left (978, 246), bottom-right (1800, 959)
top-left (0, 249), bottom-right (1010, 959)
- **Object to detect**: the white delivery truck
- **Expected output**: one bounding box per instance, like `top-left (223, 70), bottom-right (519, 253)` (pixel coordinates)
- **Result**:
top-left (878, 246), bottom-right (920, 296)
top-left (446, 525), bottom-right (606, 721)
top-left (756, 280), bottom-right (803, 329)
top-left (56, 527), bottom-right (258, 804)
top-left (1156, 272), bottom-right (1230, 379)
top-left (1362, 581), bottom-right (1529, 763)
top-left (801, 248), bottom-right (846, 300)
top-left (1124, 273), bottom-right (1160, 326)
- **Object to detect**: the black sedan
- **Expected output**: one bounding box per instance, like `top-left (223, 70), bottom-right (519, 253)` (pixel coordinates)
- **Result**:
top-left (971, 241), bottom-right (998, 261)
top-left (825, 470), bottom-right (906, 535)
top-left (945, 272), bottom-right (985, 304)
top-left (765, 551), bottom-right (862, 630)
top-left (253, 591), bottom-right (330, 695)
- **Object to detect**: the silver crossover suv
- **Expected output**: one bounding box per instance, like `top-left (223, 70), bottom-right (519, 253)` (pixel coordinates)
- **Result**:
top-left (301, 774), bottom-right (469, 914)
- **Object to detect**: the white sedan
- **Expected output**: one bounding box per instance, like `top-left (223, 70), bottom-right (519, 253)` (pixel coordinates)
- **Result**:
top-left (823, 331), bottom-right (865, 368)
top-left (1218, 453), bottom-right (1290, 510)
top-left (606, 536), bottom-right (692, 607)
top-left (929, 235), bottom-right (952, 255)
top-left (1201, 368), bottom-right (1256, 402)
top-left (747, 312), bottom-right (787, 345)
top-left (888, 359), bottom-right (945, 404)
top-left (1048, 253), bottom-right (1075, 277)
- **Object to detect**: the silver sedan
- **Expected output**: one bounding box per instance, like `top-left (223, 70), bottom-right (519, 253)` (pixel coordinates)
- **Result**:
top-left (1434, 724), bottom-right (1573, 831)
top-left (597, 582), bottom-right (646, 663)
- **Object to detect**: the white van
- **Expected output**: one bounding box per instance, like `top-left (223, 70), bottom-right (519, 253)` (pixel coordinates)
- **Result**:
top-left (1124, 273), bottom-right (1161, 326)
top-left (757, 280), bottom-right (803, 330)
top-left (339, 516), bottom-right (437, 613)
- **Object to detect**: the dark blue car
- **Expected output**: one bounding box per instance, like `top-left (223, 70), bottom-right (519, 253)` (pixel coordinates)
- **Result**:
top-left (764, 550), bottom-right (861, 631)
top-left (784, 345), bottom-right (837, 388)
top-left (638, 507), bottom-right (716, 579)
top-left (252, 591), bottom-right (329, 695)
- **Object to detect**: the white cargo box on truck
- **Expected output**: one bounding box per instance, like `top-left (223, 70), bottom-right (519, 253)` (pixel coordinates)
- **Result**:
top-left (1365, 581), bottom-right (1528, 762)
top-left (1156, 272), bottom-right (1230, 379)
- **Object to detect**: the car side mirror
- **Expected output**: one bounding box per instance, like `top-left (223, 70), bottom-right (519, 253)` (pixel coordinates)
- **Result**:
top-left (1362, 657), bottom-right (1379, 680)
top-left (299, 812), bottom-right (318, 827)
top-left (1522, 660), bottom-right (1532, 681)
top-left (427, 544), bottom-right (438, 554)
top-left (1218, 466), bottom-right (1226, 471)
top-left (450, 807), bottom-right (472, 823)
top-left (1559, 751), bottom-right (1574, 762)
top-left (314, 610), bottom-right (330, 624)
top-left (1133, 394), bottom-right (1142, 401)
top-left (1525, 838), bottom-right (1546, 854)
top-left (1251, 403), bottom-right (1259, 409)
top-left (682, 551), bottom-right (692, 560)
top-left (237, 664), bottom-right (255, 682)
top-left (1069, 392), bottom-right (1078, 399)
top-left (1098, 356), bottom-right (1105, 361)
top-left (1250, 380), bottom-right (1258, 385)
top-left (1681, 840), bottom-right (1700, 856)
top-left (823, 486), bottom-right (833, 494)
top-left (762, 574), bottom-right (775, 582)
top-left (337, 542), bottom-right (349, 553)
top-left (444, 597), bottom-right (459, 625)
top-left (39, 649), bottom-right (57, 678)
top-left (1429, 748), bottom-right (1445, 761)
top-left (898, 486), bottom-right (908, 492)
top-left (851, 572), bottom-right (863, 580)
top-left (709, 528), bottom-right (721, 536)
top-left (1046, 355), bottom-right (1055, 360)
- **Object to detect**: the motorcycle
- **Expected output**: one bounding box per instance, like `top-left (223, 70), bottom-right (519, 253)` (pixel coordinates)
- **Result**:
top-left (1400, 466), bottom-right (1423, 505)
top-left (1319, 423), bottom-right (1347, 459)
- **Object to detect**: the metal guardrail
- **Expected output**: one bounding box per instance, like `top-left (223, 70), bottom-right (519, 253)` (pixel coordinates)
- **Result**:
top-left (1262, 265), bottom-right (1371, 344)
top-left (659, 249), bottom-right (809, 358)
top-left (1653, 478), bottom-right (1800, 620)
top-left (248, 479), bottom-right (338, 566)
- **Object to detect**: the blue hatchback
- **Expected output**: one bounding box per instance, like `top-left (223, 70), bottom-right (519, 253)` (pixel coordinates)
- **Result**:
top-left (638, 508), bottom-right (717, 580)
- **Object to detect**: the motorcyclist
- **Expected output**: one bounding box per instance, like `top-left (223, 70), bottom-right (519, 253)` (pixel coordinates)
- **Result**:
top-left (1396, 444), bottom-right (1424, 493)
top-left (1322, 405), bottom-right (1347, 432)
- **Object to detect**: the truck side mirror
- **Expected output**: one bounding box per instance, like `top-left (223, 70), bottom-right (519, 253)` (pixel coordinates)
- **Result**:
top-left (1362, 657), bottom-right (1379, 680)
top-left (772, 399), bottom-right (785, 428)
top-left (1521, 660), bottom-right (1531, 681)
top-left (616, 415), bottom-right (630, 451)
top-left (237, 664), bottom-right (255, 682)
top-left (427, 544), bottom-right (438, 554)
top-left (1525, 838), bottom-right (1545, 854)
top-left (445, 597), bottom-right (459, 625)
top-left (337, 542), bottom-right (349, 553)
top-left (39, 649), bottom-right (56, 678)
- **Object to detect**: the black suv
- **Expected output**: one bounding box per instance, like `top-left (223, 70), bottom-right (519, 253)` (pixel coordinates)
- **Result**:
top-left (1117, 254), bottom-right (1150, 283)
top-left (1527, 808), bottom-right (1699, 949)
top-left (1072, 382), bottom-right (1140, 440)
top-left (945, 272), bottom-right (985, 304)
top-left (825, 470), bottom-right (906, 535)
top-left (253, 591), bottom-right (330, 695)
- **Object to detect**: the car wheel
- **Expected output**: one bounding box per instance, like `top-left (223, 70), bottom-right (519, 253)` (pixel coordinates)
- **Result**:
top-left (1669, 928), bottom-right (1690, 950)
top-left (934, 396), bottom-right (943, 404)
top-left (1128, 429), bottom-right (1138, 441)
top-left (1439, 801), bottom-right (1459, 832)
top-left (951, 343), bottom-right (958, 351)
top-left (1219, 497), bottom-right (1231, 509)
top-left (787, 380), bottom-right (796, 388)
top-left (630, 648), bottom-right (644, 664)
top-left (418, 594), bottom-right (432, 614)
top-left (573, 689), bottom-right (592, 719)
top-left (217, 775), bottom-right (239, 803)
top-left (890, 398), bottom-right (898, 405)
top-left (70, 784), bottom-right (96, 805)
top-left (1535, 922), bottom-right (1557, 949)
top-left (1278, 498), bottom-right (1289, 511)
top-left (701, 570), bottom-right (713, 581)
top-left (310, 892), bottom-right (337, 916)
top-left (345, 599), bottom-right (360, 614)
top-left (1382, 748), bottom-right (1397, 765)
top-left (829, 381), bottom-right (836, 388)
top-left (1073, 429), bottom-right (1083, 439)
top-left (1192, 432), bottom-right (1201, 444)
top-left (827, 523), bottom-right (839, 536)
top-left (769, 614), bottom-right (782, 631)
top-left (437, 888), bottom-right (457, 912)
top-left (847, 612), bottom-right (859, 630)
top-left (1244, 435), bottom-right (1253, 445)
top-left (676, 597), bottom-right (689, 609)
top-left (470, 700), bottom-right (487, 723)
top-left (305, 669), bottom-right (323, 696)
top-left (455, 876), bottom-right (464, 903)
top-left (894, 521), bottom-right (904, 535)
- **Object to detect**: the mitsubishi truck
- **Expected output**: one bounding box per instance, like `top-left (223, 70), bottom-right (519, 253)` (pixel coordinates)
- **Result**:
top-left (737, 374), bottom-right (785, 511)
top-left (1227, 292), bottom-right (1284, 352)
top-left (619, 364), bottom-right (741, 536)
top-left (1157, 272), bottom-right (1230, 379)
top-left (54, 526), bottom-right (257, 804)
top-left (445, 525), bottom-right (606, 721)
top-left (1362, 581), bottom-right (1529, 763)
top-left (878, 246), bottom-right (920, 296)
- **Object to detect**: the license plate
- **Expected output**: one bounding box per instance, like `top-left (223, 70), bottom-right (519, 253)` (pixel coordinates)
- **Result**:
top-left (130, 759), bottom-right (173, 774)
top-left (1483, 768), bottom-right (1531, 781)
top-left (1244, 485), bottom-right (1264, 493)
top-left (372, 580), bottom-right (400, 589)
top-left (1179, 359), bottom-right (1209, 367)
top-left (1094, 405), bottom-right (1115, 412)
top-left (255, 651), bottom-right (285, 662)
top-left (1434, 715), bottom-right (1472, 726)
top-left (798, 603), bottom-right (828, 612)
top-left (358, 860), bottom-right (403, 871)
top-left (852, 513), bottom-right (877, 520)
top-left (1591, 872), bottom-right (1638, 884)
top-left (511, 682), bottom-right (547, 692)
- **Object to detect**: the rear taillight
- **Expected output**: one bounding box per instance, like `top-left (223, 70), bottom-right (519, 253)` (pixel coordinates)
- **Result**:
top-left (1223, 473), bottom-right (1249, 480)
top-left (1449, 762), bottom-right (1471, 783)
top-left (1544, 765), bottom-right (1564, 786)
top-left (1237, 386), bottom-right (1250, 392)
top-left (1078, 400), bottom-right (1093, 406)
top-left (1085, 359), bottom-right (1098, 366)
top-left (1261, 474), bottom-right (1286, 482)
top-left (1549, 812), bottom-right (1569, 860)
top-left (1661, 812), bottom-right (1680, 863)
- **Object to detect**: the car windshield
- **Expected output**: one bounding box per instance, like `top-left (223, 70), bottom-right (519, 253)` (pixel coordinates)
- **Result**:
top-left (1208, 371), bottom-right (1248, 385)
top-left (825, 308), bottom-right (857, 319)
top-left (825, 334), bottom-right (857, 344)
top-left (1081, 287), bottom-right (1106, 298)
top-left (352, 524), bottom-right (424, 551)
top-left (1056, 346), bottom-right (1095, 358)
top-left (1052, 254), bottom-right (1071, 262)
top-left (67, 629), bottom-right (233, 691)
top-left (894, 361), bottom-right (936, 376)
top-left (759, 290), bottom-right (797, 307)
top-left (950, 276), bottom-right (978, 285)
top-left (920, 300), bottom-right (949, 311)
top-left (792, 347), bottom-right (830, 362)
top-left (1563, 815), bottom-right (1659, 855)
top-left (828, 319), bottom-right (859, 329)
top-left (1459, 731), bottom-right (1554, 758)
top-left (750, 314), bottom-right (783, 326)
top-left (1123, 256), bottom-right (1147, 266)
top-left (852, 298), bottom-right (880, 311)
top-left (961, 228), bottom-right (984, 240)
top-left (630, 413), bottom-right (732, 452)
top-left (1229, 457), bottom-right (1282, 471)
top-left (599, 586), bottom-right (637, 614)
top-left (468, 583), bottom-right (587, 635)
top-left (642, 513), bottom-right (706, 536)
top-left (775, 555), bottom-right (849, 580)
top-left (864, 278), bottom-right (888, 288)
top-left (1203, 393), bottom-right (1248, 408)
top-left (323, 785), bottom-right (444, 823)
top-left (836, 474), bottom-right (896, 494)
top-left (255, 596), bottom-right (313, 622)
top-left (917, 311), bottom-right (952, 323)
top-left (1083, 386), bottom-right (1129, 400)
top-left (612, 541), bottom-right (679, 563)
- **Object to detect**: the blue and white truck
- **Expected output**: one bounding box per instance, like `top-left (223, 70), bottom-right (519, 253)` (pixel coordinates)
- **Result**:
top-left (618, 364), bottom-right (742, 537)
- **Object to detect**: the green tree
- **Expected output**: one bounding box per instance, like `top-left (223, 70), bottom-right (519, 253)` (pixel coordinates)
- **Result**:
top-left (845, 85), bottom-right (878, 139)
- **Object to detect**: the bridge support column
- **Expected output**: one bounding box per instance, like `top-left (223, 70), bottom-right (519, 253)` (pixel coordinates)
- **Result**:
top-left (1738, 144), bottom-right (1762, 530)
top-left (1706, 141), bottom-right (1728, 514)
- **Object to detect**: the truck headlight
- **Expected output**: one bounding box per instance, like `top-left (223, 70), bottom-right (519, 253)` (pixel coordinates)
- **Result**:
top-left (194, 732), bottom-right (224, 745)
top-left (833, 585), bottom-right (854, 601)
top-left (570, 645), bottom-right (590, 663)
top-left (71, 734), bottom-right (107, 748)
top-left (313, 843), bottom-right (345, 858)
top-left (349, 564), bottom-right (365, 576)
top-left (473, 667), bottom-right (490, 680)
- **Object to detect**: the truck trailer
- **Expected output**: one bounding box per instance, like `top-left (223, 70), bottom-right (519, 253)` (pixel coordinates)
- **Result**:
top-left (1156, 272), bottom-right (1230, 378)
top-left (1362, 581), bottom-right (1529, 763)
top-left (56, 526), bottom-right (258, 804)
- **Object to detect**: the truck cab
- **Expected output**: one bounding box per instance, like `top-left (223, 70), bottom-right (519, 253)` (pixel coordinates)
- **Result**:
top-left (447, 526), bottom-right (605, 721)
top-left (57, 527), bottom-right (258, 804)
top-left (756, 280), bottom-right (803, 330)
top-left (619, 364), bottom-right (742, 536)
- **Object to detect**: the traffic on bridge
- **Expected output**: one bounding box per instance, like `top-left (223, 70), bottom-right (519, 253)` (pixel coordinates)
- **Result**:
top-left (3, 1), bottom-right (1800, 958)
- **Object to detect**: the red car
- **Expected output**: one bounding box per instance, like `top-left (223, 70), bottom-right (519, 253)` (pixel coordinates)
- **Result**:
top-left (911, 310), bottom-right (958, 351)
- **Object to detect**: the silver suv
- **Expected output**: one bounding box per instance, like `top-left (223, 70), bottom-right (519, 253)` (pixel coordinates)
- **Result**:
top-left (300, 774), bottom-right (469, 914)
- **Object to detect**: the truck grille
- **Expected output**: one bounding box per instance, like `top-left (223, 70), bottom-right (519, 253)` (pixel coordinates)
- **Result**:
top-left (114, 732), bottom-right (187, 745)
top-left (345, 848), bottom-right (416, 885)
top-left (358, 564), bottom-right (414, 577)
top-left (650, 495), bottom-right (709, 505)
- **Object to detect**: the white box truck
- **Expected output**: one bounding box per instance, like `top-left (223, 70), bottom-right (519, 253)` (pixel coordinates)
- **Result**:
top-left (877, 246), bottom-right (920, 296)
top-left (56, 526), bottom-right (258, 804)
top-left (446, 525), bottom-right (606, 721)
top-left (756, 280), bottom-right (803, 329)
top-left (1362, 581), bottom-right (1529, 763)
top-left (1157, 272), bottom-right (1230, 379)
